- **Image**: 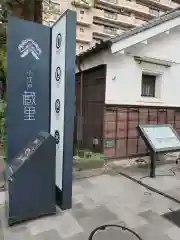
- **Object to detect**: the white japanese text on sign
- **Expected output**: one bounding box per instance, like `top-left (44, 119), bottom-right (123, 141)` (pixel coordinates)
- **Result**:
top-left (22, 70), bottom-right (36, 121)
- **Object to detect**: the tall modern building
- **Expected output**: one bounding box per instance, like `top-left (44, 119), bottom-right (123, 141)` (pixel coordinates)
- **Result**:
top-left (43, 0), bottom-right (180, 54)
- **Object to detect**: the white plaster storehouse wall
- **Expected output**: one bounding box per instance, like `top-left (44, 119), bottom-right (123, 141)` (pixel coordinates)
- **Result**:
top-left (76, 29), bottom-right (180, 107)
top-left (136, 30), bottom-right (180, 63)
top-left (111, 15), bottom-right (180, 54)
top-left (75, 50), bottom-right (110, 73)
top-left (106, 29), bottom-right (180, 106)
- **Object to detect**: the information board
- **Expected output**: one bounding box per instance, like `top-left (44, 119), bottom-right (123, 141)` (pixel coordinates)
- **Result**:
top-left (138, 124), bottom-right (180, 153)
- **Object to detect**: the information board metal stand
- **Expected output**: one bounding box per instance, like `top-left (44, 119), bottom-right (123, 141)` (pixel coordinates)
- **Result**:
top-left (137, 124), bottom-right (180, 178)
top-left (150, 152), bottom-right (156, 178)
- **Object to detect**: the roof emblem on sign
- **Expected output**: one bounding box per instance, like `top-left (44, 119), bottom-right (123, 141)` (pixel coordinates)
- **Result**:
top-left (18, 39), bottom-right (42, 60)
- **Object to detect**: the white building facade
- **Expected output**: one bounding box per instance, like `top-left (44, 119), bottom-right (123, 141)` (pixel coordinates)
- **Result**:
top-left (76, 8), bottom-right (180, 158)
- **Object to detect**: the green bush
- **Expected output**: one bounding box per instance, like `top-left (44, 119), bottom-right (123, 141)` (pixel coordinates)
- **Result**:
top-left (0, 48), bottom-right (6, 74)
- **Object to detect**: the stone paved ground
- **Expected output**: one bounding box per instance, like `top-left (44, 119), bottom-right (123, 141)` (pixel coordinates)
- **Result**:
top-left (117, 160), bottom-right (180, 203)
top-left (1, 174), bottom-right (180, 240)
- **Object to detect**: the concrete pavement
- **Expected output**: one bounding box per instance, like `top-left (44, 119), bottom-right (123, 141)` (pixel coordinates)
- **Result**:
top-left (0, 174), bottom-right (180, 240)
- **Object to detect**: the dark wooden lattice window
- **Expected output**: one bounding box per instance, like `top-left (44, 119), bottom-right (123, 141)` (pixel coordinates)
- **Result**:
top-left (141, 74), bottom-right (156, 97)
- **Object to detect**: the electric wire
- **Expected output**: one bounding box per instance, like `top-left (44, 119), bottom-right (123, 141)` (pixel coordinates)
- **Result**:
top-left (139, 153), bottom-right (180, 181)
top-left (114, 167), bottom-right (180, 205)
top-left (87, 160), bottom-right (180, 240)
top-left (139, 167), bottom-right (176, 181)
top-left (88, 224), bottom-right (143, 240)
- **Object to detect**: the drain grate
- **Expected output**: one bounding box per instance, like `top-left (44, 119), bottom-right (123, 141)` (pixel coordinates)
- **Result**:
top-left (162, 209), bottom-right (180, 227)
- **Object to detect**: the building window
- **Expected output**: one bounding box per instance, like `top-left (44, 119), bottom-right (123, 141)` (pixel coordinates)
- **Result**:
top-left (104, 26), bottom-right (117, 34)
top-left (93, 37), bottom-right (102, 43)
top-left (120, 9), bottom-right (131, 17)
top-left (104, 10), bottom-right (117, 20)
top-left (105, 0), bottom-right (118, 3)
top-left (51, 2), bottom-right (61, 13)
top-left (149, 7), bottom-right (159, 16)
top-left (141, 74), bottom-right (156, 97)
top-left (80, 27), bottom-right (84, 32)
top-left (80, 10), bottom-right (84, 14)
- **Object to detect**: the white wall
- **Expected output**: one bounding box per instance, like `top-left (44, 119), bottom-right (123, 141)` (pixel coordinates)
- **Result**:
top-left (77, 29), bottom-right (180, 107)
top-left (75, 50), bottom-right (110, 73)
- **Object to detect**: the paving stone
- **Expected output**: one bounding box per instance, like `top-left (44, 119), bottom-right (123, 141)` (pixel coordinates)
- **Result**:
top-left (3, 231), bottom-right (31, 240)
top-left (0, 192), bottom-right (5, 205)
top-left (167, 201), bottom-right (180, 212)
top-left (0, 221), bottom-right (4, 240)
top-left (73, 202), bottom-right (84, 210)
top-left (81, 197), bottom-right (99, 210)
top-left (55, 211), bottom-right (84, 239)
top-left (86, 206), bottom-right (118, 222)
top-left (143, 194), bottom-right (172, 215)
top-left (166, 226), bottom-right (180, 240)
top-left (6, 224), bottom-right (28, 234)
top-left (88, 175), bottom-right (111, 185)
top-left (31, 230), bottom-right (62, 240)
top-left (77, 179), bottom-right (94, 189)
top-left (1, 174), bottom-right (180, 240)
top-left (65, 232), bottom-right (88, 240)
top-left (56, 206), bottom-right (64, 216)
top-left (166, 188), bottom-right (180, 199)
top-left (72, 184), bottom-right (84, 195)
top-left (85, 187), bottom-right (107, 204)
top-left (78, 210), bottom-right (121, 235)
top-left (0, 206), bottom-right (6, 225)
top-left (71, 206), bottom-right (89, 220)
top-left (72, 192), bottom-right (86, 204)
top-left (0, 208), bottom-right (30, 240)
top-left (67, 223), bottom-right (139, 240)
top-left (27, 215), bottom-right (58, 235)
top-left (88, 227), bottom-right (141, 240)
top-left (78, 215), bottom-right (111, 234)
top-left (106, 203), bottom-right (147, 229)
top-left (3, 225), bottom-right (31, 240)
top-left (136, 224), bottom-right (173, 240)
top-left (73, 197), bottom-right (98, 211)
top-left (143, 177), bottom-right (180, 192)
top-left (139, 210), bottom-right (174, 232)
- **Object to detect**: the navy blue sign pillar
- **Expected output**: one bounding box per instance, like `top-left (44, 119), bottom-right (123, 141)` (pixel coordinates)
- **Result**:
top-left (7, 11), bottom-right (76, 211)
top-left (50, 10), bottom-right (76, 210)
top-left (7, 17), bottom-right (51, 161)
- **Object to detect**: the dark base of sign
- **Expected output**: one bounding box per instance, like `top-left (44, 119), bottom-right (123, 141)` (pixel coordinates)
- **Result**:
top-left (7, 207), bottom-right (56, 227)
top-left (56, 185), bottom-right (72, 210)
